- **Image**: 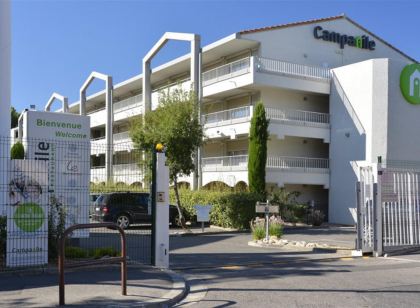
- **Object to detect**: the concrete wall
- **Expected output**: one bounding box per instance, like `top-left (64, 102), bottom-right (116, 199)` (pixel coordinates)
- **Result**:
top-left (386, 59), bottom-right (420, 161)
top-left (261, 87), bottom-right (329, 112)
top-left (268, 136), bottom-right (329, 158)
top-left (242, 17), bottom-right (410, 69)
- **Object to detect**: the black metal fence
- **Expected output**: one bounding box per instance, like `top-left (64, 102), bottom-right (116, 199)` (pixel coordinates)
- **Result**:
top-left (0, 136), bottom-right (152, 271)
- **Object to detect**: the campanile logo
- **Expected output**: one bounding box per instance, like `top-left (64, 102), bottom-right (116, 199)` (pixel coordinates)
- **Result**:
top-left (400, 63), bottom-right (420, 105)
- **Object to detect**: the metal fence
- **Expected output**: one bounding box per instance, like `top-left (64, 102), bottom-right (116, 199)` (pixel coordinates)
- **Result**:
top-left (357, 161), bottom-right (420, 256)
top-left (1, 136), bottom-right (152, 271)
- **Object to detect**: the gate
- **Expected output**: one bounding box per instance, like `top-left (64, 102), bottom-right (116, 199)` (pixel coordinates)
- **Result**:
top-left (356, 161), bottom-right (420, 256)
top-left (356, 166), bottom-right (375, 253)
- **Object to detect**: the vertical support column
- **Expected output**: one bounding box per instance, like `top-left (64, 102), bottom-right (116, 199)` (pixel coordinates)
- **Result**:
top-left (80, 92), bottom-right (86, 116)
top-left (0, 0), bottom-right (10, 216)
top-left (105, 77), bottom-right (113, 181)
top-left (191, 36), bottom-right (201, 190)
top-left (142, 60), bottom-right (152, 114)
top-left (356, 181), bottom-right (363, 250)
top-left (154, 152), bottom-right (169, 268)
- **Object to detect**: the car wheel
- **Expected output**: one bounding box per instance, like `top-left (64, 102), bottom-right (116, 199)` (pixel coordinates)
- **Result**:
top-left (116, 214), bottom-right (130, 229)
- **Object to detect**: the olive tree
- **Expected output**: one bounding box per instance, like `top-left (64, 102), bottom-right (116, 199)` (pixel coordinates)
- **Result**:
top-left (130, 88), bottom-right (204, 228)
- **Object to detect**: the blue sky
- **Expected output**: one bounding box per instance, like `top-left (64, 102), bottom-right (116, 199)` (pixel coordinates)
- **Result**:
top-left (12, 0), bottom-right (420, 112)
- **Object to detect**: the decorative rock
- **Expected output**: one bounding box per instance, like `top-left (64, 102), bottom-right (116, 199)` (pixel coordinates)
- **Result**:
top-left (306, 243), bottom-right (316, 248)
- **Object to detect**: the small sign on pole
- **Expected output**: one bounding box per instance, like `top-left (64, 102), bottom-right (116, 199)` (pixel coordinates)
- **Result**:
top-left (255, 201), bottom-right (279, 242)
top-left (194, 204), bottom-right (212, 232)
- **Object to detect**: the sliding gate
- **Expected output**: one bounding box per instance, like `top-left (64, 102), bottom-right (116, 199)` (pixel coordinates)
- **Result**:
top-left (357, 163), bottom-right (420, 256)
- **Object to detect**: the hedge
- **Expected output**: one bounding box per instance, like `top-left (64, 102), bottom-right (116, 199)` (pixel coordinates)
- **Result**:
top-left (169, 189), bottom-right (262, 229)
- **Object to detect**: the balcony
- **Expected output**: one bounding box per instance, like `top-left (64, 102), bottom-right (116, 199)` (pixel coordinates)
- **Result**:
top-left (266, 108), bottom-right (330, 142)
top-left (201, 105), bottom-right (330, 141)
top-left (90, 163), bottom-right (142, 185)
top-left (201, 56), bottom-right (331, 97)
top-left (202, 106), bottom-right (252, 139)
top-left (113, 94), bottom-right (143, 122)
top-left (201, 155), bottom-right (329, 188)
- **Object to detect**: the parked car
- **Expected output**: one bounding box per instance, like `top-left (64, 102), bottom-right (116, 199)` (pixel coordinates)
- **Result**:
top-left (91, 192), bottom-right (180, 229)
top-left (89, 193), bottom-right (101, 218)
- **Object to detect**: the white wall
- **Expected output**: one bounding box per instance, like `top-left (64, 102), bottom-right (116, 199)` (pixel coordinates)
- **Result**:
top-left (261, 87), bottom-right (329, 112)
top-left (268, 136), bottom-right (329, 158)
top-left (386, 59), bottom-right (420, 160)
top-left (242, 17), bottom-right (410, 69)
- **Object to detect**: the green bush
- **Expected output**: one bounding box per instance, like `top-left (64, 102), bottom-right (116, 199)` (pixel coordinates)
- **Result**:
top-left (169, 188), bottom-right (262, 229)
top-left (65, 246), bottom-right (119, 259)
top-left (253, 225), bottom-right (265, 240)
top-left (65, 246), bottom-right (88, 259)
top-left (309, 210), bottom-right (325, 226)
top-left (10, 142), bottom-right (24, 159)
top-left (90, 247), bottom-right (119, 259)
top-left (269, 223), bottom-right (283, 238)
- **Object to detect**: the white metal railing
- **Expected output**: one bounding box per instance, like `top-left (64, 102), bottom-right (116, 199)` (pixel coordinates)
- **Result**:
top-left (202, 106), bottom-right (252, 126)
top-left (202, 155), bottom-right (248, 171)
top-left (91, 136), bottom-right (105, 141)
top-left (202, 155), bottom-right (329, 172)
top-left (202, 58), bottom-right (251, 86)
top-left (113, 131), bottom-right (130, 143)
top-left (265, 107), bottom-right (330, 126)
top-left (267, 156), bottom-right (329, 171)
top-left (113, 94), bottom-right (143, 113)
top-left (112, 163), bottom-right (140, 174)
top-left (256, 57), bottom-right (331, 80)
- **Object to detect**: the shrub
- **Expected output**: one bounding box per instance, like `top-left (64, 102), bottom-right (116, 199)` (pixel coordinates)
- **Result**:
top-left (269, 188), bottom-right (309, 223)
top-left (65, 246), bottom-right (88, 259)
top-left (90, 247), bottom-right (119, 259)
top-left (169, 189), bottom-right (262, 229)
top-left (10, 142), bottom-right (24, 159)
top-left (251, 215), bottom-right (284, 240)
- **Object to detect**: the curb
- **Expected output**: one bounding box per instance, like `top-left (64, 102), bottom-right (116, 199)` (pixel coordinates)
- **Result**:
top-left (147, 268), bottom-right (188, 307)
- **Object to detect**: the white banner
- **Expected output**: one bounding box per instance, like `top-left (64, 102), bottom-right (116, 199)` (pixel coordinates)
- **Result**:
top-left (6, 160), bottom-right (48, 267)
top-left (22, 110), bottom-right (90, 237)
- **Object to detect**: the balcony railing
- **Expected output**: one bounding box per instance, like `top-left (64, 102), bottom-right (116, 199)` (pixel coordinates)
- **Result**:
top-left (114, 94), bottom-right (143, 114)
top-left (265, 107), bottom-right (330, 127)
top-left (255, 57), bottom-right (331, 80)
top-left (202, 58), bottom-right (251, 86)
top-left (202, 106), bottom-right (252, 126)
top-left (202, 155), bottom-right (329, 172)
top-left (113, 163), bottom-right (140, 175)
top-left (113, 131), bottom-right (130, 143)
top-left (267, 156), bottom-right (329, 171)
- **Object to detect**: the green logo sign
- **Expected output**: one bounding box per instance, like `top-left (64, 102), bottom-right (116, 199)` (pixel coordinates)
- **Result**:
top-left (400, 63), bottom-right (420, 105)
top-left (13, 203), bottom-right (45, 232)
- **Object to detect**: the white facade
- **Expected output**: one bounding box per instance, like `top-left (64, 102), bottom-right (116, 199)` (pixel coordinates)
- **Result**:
top-left (45, 15), bottom-right (417, 224)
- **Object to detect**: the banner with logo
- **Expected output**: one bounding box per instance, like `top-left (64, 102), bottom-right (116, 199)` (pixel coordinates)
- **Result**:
top-left (22, 110), bottom-right (90, 237)
top-left (6, 160), bottom-right (48, 267)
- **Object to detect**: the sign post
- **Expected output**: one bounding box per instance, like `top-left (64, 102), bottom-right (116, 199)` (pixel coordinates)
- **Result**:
top-left (255, 201), bottom-right (279, 242)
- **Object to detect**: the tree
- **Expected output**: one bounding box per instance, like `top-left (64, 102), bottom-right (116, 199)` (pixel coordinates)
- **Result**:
top-left (11, 141), bottom-right (24, 159)
top-left (130, 88), bottom-right (204, 228)
top-left (11, 107), bottom-right (20, 128)
top-left (248, 102), bottom-right (269, 195)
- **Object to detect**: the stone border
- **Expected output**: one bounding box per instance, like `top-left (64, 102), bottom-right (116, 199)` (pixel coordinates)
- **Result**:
top-left (248, 238), bottom-right (352, 252)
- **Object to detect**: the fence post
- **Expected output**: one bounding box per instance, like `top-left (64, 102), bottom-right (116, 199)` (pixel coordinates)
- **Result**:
top-left (373, 169), bottom-right (383, 256)
top-left (356, 181), bottom-right (363, 250)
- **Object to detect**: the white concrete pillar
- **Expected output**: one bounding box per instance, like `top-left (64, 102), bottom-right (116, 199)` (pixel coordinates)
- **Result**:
top-left (0, 0), bottom-right (10, 215)
top-left (142, 60), bottom-right (151, 113)
top-left (154, 153), bottom-right (169, 268)
top-left (105, 77), bottom-right (113, 181)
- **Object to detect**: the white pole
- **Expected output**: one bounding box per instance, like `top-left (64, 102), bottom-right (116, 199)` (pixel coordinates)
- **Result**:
top-left (0, 0), bottom-right (11, 216)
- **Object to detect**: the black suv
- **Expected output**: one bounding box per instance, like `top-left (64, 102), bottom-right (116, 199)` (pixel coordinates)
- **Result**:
top-left (91, 192), bottom-right (179, 229)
